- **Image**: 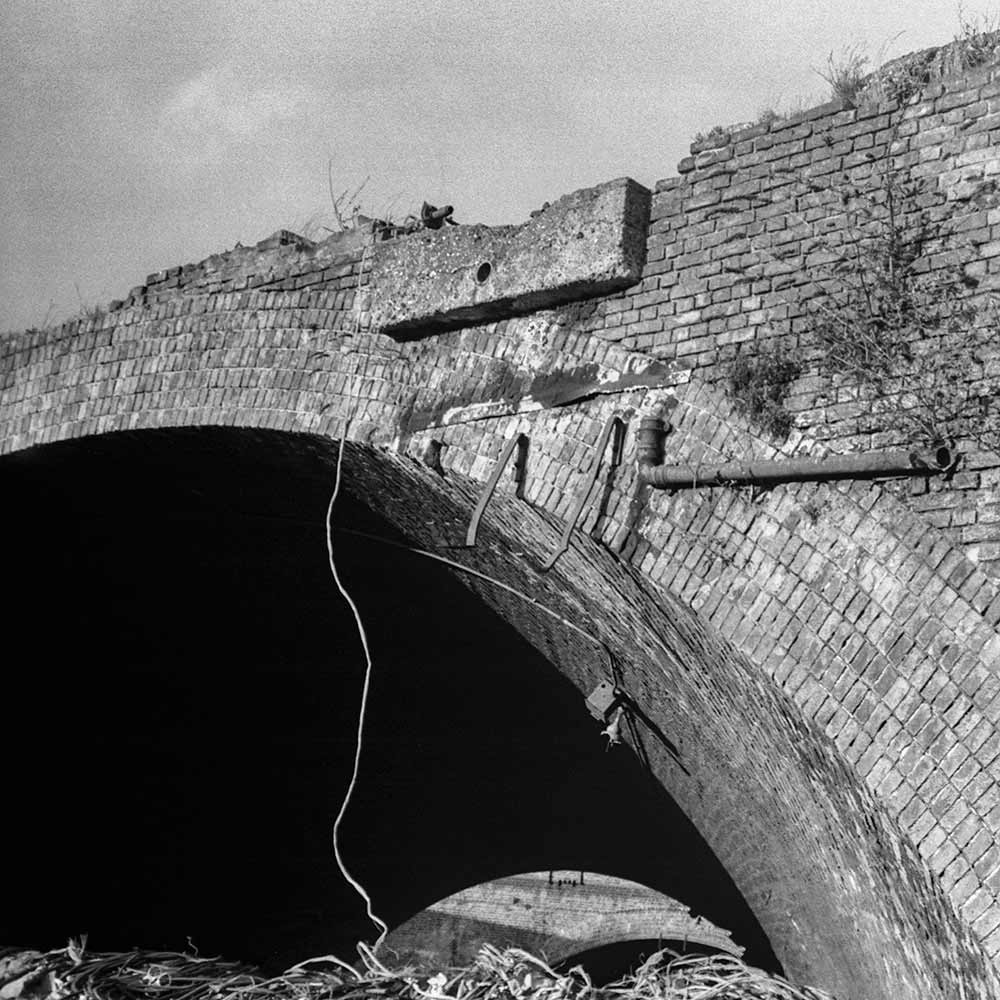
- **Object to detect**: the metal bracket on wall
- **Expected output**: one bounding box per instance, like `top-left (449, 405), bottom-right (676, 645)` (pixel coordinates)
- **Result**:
top-left (465, 433), bottom-right (529, 547)
top-left (584, 676), bottom-right (688, 774)
top-left (541, 414), bottom-right (624, 572)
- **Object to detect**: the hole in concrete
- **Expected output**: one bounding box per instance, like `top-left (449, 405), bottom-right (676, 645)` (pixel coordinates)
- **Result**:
top-left (475, 261), bottom-right (493, 283)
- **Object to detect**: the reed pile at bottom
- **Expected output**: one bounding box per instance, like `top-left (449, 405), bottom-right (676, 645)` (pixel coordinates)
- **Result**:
top-left (0, 939), bottom-right (834, 1000)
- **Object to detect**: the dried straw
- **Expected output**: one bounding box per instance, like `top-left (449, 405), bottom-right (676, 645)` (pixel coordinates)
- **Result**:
top-left (0, 939), bottom-right (835, 1000)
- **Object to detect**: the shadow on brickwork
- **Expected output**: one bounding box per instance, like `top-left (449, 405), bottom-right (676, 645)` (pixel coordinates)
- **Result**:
top-left (1, 428), bottom-right (778, 976)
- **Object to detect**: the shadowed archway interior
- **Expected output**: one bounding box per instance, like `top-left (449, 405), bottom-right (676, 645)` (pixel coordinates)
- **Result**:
top-left (2, 428), bottom-right (777, 975)
top-left (554, 940), bottom-right (726, 984)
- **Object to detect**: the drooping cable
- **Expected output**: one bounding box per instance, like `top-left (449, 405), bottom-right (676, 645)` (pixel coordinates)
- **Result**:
top-left (326, 428), bottom-right (389, 950)
top-left (336, 526), bottom-right (617, 676)
top-left (332, 527), bottom-right (685, 772)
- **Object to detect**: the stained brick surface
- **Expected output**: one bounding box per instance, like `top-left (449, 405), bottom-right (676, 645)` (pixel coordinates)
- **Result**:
top-left (3, 38), bottom-right (1000, 1000)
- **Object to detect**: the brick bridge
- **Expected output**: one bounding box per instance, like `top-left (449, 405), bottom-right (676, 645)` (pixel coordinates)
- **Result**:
top-left (4, 40), bottom-right (1000, 1000)
top-left (382, 871), bottom-right (744, 971)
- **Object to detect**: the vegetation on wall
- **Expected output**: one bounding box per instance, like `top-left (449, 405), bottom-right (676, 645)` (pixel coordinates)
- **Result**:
top-left (795, 155), bottom-right (995, 449)
top-left (954, 8), bottom-right (1000, 69)
top-left (723, 32), bottom-right (1000, 453)
top-left (817, 44), bottom-right (870, 107)
top-left (727, 344), bottom-right (802, 440)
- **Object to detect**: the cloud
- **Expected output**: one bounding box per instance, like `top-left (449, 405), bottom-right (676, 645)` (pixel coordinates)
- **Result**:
top-left (160, 65), bottom-right (314, 140)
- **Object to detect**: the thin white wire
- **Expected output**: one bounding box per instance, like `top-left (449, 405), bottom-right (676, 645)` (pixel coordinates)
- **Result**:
top-left (336, 527), bottom-right (617, 672)
top-left (326, 426), bottom-right (389, 950)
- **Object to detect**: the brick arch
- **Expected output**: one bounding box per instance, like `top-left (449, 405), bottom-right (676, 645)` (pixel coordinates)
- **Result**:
top-left (632, 377), bottom-right (1000, 943)
top-left (382, 871), bottom-right (744, 973)
top-left (342, 437), bottom-right (993, 1000)
top-left (1, 257), bottom-right (998, 999)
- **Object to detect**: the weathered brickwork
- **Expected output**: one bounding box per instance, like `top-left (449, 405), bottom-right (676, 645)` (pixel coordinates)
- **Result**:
top-left (3, 37), bottom-right (1000, 1000)
top-left (573, 58), bottom-right (1000, 579)
top-left (339, 428), bottom-right (997, 1000)
top-left (112, 227), bottom-right (370, 313)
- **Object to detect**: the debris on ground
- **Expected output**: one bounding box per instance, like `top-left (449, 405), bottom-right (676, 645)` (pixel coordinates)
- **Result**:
top-left (0, 940), bottom-right (834, 999)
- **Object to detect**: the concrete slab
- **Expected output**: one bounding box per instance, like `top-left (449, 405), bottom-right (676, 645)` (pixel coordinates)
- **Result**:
top-left (370, 178), bottom-right (651, 338)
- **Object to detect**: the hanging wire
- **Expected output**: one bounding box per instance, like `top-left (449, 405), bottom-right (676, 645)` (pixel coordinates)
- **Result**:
top-left (326, 426), bottom-right (389, 950)
top-left (323, 231), bottom-right (618, 947)
top-left (336, 526), bottom-right (617, 677)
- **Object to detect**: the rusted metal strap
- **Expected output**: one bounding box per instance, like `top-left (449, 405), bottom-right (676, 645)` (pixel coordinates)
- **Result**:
top-left (541, 414), bottom-right (624, 572)
top-left (466, 433), bottom-right (529, 547)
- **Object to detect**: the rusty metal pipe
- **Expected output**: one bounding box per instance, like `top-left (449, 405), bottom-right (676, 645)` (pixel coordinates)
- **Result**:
top-left (636, 417), bottom-right (952, 488)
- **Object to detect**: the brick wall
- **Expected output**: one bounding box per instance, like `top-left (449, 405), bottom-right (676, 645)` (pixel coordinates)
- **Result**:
top-left (577, 52), bottom-right (1000, 580)
top-left (3, 36), bottom-right (1000, 1000)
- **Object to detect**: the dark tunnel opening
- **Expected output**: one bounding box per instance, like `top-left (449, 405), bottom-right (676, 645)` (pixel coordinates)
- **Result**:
top-left (554, 939), bottom-right (728, 985)
top-left (1, 428), bottom-right (780, 975)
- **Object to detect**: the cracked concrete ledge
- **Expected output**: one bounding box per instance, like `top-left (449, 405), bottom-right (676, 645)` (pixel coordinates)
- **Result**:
top-left (428, 359), bottom-right (689, 429)
top-left (370, 177), bottom-right (651, 338)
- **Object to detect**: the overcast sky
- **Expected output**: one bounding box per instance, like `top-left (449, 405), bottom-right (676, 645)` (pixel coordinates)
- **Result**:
top-left (1, 1), bottom-right (995, 332)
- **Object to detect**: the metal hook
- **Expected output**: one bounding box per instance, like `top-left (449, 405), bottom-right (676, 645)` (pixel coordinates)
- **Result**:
top-left (465, 433), bottom-right (529, 547)
top-left (540, 414), bottom-right (624, 572)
